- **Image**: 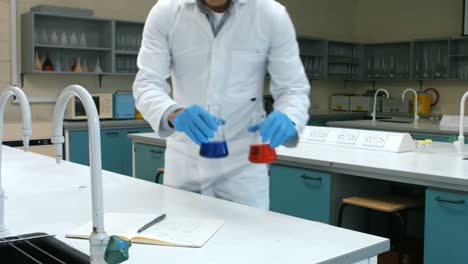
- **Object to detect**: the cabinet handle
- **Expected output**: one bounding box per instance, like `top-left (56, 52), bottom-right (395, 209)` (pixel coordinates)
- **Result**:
top-left (149, 150), bottom-right (163, 154)
top-left (435, 196), bottom-right (465, 205)
top-left (301, 175), bottom-right (322, 181)
top-left (106, 132), bottom-right (119, 136)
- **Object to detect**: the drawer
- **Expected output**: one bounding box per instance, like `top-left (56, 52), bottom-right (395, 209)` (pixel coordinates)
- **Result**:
top-left (270, 164), bottom-right (331, 223)
top-left (424, 189), bottom-right (468, 264)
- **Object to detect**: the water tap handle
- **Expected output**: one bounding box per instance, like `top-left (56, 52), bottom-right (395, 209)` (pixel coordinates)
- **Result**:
top-left (104, 236), bottom-right (132, 264)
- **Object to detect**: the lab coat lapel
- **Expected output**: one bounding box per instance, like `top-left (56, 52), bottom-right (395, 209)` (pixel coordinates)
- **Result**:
top-left (190, 3), bottom-right (215, 40)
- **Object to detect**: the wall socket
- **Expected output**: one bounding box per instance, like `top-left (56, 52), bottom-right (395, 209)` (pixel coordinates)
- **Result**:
top-left (305, 127), bottom-right (329, 142)
top-left (300, 126), bottom-right (416, 153)
top-left (362, 134), bottom-right (387, 147)
top-left (336, 132), bottom-right (359, 144)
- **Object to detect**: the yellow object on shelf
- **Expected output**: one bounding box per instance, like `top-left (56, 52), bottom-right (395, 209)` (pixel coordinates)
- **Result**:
top-left (417, 92), bottom-right (432, 115)
top-left (135, 109), bottom-right (143, 120)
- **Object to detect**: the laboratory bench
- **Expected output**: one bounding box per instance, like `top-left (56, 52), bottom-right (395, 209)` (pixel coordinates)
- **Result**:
top-left (307, 111), bottom-right (369, 126)
top-left (63, 119), bottom-right (153, 176)
top-left (129, 131), bottom-right (468, 263)
top-left (3, 146), bottom-right (388, 264)
top-left (327, 119), bottom-right (468, 143)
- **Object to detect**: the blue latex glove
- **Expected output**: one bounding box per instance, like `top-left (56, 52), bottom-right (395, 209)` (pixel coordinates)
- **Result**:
top-left (173, 105), bottom-right (218, 145)
top-left (258, 111), bottom-right (296, 148)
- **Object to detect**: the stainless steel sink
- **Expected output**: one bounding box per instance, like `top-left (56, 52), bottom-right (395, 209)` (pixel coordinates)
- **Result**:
top-left (0, 233), bottom-right (89, 263)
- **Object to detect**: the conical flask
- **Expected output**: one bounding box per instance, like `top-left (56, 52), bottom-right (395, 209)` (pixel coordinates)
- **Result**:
top-left (248, 111), bottom-right (276, 163)
top-left (199, 104), bottom-right (228, 158)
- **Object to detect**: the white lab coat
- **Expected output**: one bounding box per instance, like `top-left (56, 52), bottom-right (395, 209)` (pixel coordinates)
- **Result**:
top-left (133, 0), bottom-right (310, 209)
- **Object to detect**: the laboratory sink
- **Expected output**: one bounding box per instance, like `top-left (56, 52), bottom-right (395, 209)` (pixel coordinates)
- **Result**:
top-left (0, 232), bottom-right (89, 263)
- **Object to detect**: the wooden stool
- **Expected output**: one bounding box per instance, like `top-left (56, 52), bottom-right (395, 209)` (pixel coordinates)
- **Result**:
top-left (337, 194), bottom-right (423, 264)
top-left (155, 168), bottom-right (164, 184)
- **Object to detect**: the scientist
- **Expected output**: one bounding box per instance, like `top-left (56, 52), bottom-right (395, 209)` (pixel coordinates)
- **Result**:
top-left (133, 0), bottom-right (310, 209)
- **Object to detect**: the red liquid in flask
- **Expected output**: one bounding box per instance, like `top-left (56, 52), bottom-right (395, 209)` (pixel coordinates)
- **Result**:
top-left (249, 144), bottom-right (277, 163)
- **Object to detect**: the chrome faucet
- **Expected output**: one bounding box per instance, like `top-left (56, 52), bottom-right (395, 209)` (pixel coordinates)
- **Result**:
top-left (371, 89), bottom-right (390, 123)
top-left (454, 91), bottom-right (468, 159)
top-left (402, 88), bottom-right (420, 125)
top-left (51, 85), bottom-right (108, 263)
top-left (0, 86), bottom-right (31, 237)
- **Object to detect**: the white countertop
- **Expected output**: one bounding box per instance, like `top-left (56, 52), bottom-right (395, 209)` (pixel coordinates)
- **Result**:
top-left (129, 132), bottom-right (468, 192)
top-left (327, 119), bottom-right (466, 136)
top-left (64, 119), bottom-right (151, 131)
top-left (3, 147), bottom-right (388, 264)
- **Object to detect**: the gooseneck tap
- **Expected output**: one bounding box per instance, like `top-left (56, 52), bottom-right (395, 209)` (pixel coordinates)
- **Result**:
top-left (371, 89), bottom-right (390, 123)
top-left (454, 91), bottom-right (468, 159)
top-left (51, 85), bottom-right (108, 263)
top-left (0, 86), bottom-right (31, 237)
top-left (402, 88), bottom-right (420, 125)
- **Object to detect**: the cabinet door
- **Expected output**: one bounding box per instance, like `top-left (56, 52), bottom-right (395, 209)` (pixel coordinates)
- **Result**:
top-left (424, 189), bottom-right (468, 264)
top-left (101, 129), bottom-right (124, 174)
top-left (134, 143), bottom-right (165, 183)
top-left (270, 164), bottom-right (331, 223)
top-left (68, 130), bottom-right (90, 166)
top-left (121, 128), bottom-right (153, 176)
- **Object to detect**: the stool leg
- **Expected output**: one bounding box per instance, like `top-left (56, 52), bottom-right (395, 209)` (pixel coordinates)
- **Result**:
top-left (337, 204), bottom-right (349, 227)
top-left (394, 211), bottom-right (406, 264)
top-left (155, 172), bottom-right (163, 184)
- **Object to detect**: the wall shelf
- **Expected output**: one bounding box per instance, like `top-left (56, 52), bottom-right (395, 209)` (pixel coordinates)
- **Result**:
top-left (34, 44), bottom-right (112, 51)
top-left (21, 12), bottom-right (144, 88)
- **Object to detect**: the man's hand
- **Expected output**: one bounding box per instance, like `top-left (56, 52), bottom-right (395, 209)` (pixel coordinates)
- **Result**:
top-left (258, 111), bottom-right (296, 148)
top-left (171, 105), bottom-right (218, 145)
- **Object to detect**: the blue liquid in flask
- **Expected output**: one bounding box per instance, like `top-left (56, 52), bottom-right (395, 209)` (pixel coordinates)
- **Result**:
top-left (199, 141), bottom-right (229, 158)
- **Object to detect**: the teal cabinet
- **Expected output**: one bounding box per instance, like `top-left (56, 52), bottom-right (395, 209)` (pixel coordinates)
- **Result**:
top-left (411, 133), bottom-right (458, 143)
top-left (101, 130), bottom-right (124, 174)
top-left (424, 189), bottom-right (468, 264)
top-left (121, 128), bottom-right (153, 176)
top-left (270, 164), bottom-right (331, 223)
top-left (134, 143), bottom-right (165, 183)
top-left (68, 127), bottom-right (153, 176)
top-left (68, 130), bottom-right (90, 166)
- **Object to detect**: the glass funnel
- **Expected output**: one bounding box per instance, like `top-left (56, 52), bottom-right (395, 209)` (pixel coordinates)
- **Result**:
top-left (199, 104), bottom-right (229, 158)
top-left (248, 111), bottom-right (277, 163)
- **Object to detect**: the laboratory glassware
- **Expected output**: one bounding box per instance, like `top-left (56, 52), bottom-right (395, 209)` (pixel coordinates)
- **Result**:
top-left (42, 53), bottom-right (54, 71)
top-left (248, 112), bottom-right (277, 163)
top-left (40, 30), bottom-right (49, 44)
top-left (93, 57), bottom-right (103, 73)
top-left (60, 32), bottom-right (68, 46)
top-left (199, 104), bottom-right (229, 158)
top-left (69, 32), bottom-right (78, 47)
top-left (79, 32), bottom-right (88, 47)
top-left (50, 31), bottom-right (59, 45)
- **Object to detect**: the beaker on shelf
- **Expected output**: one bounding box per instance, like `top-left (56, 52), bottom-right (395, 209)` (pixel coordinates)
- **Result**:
top-left (248, 112), bottom-right (277, 164)
top-left (199, 104), bottom-right (229, 158)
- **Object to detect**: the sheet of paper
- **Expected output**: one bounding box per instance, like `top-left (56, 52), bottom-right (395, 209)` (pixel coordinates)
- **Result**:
top-left (139, 217), bottom-right (224, 247)
top-left (67, 213), bottom-right (224, 247)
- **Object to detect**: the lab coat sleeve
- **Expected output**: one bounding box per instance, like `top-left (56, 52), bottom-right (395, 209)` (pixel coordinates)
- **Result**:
top-left (133, 2), bottom-right (180, 138)
top-left (266, 5), bottom-right (310, 146)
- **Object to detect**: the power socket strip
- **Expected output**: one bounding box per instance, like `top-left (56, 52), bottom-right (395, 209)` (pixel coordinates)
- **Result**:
top-left (301, 126), bottom-right (416, 153)
top-left (303, 127), bottom-right (329, 142)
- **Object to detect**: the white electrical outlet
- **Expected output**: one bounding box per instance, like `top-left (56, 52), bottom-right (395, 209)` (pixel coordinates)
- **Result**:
top-left (304, 127), bottom-right (329, 142)
top-left (362, 134), bottom-right (387, 147)
top-left (336, 131), bottom-right (359, 145)
top-left (301, 126), bottom-right (416, 153)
